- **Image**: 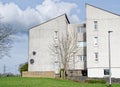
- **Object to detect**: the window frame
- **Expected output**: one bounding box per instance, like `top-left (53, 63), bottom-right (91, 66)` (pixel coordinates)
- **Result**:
top-left (30, 59), bottom-right (34, 64)
top-left (104, 69), bottom-right (110, 75)
top-left (94, 21), bottom-right (98, 30)
top-left (95, 52), bottom-right (98, 61)
top-left (94, 37), bottom-right (98, 46)
top-left (33, 51), bottom-right (36, 55)
top-left (54, 31), bottom-right (58, 40)
top-left (77, 41), bottom-right (86, 47)
top-left (77, 27), bottom-right (86, 33)
top-left (77, 55), bottom-right (86, 62)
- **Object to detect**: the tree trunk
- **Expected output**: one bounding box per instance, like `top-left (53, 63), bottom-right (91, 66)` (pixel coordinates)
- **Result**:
top-left (60, 69), bottom-right (66, 79)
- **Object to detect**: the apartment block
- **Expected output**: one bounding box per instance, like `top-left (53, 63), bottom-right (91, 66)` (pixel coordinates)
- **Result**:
top-left (86, 4), bottom-right (120, 78)
top-left (24, 4), bottom-right (120, 78)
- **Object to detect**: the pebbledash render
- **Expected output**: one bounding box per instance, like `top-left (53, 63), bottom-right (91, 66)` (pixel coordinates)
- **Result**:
top-left (26, 14), bottom-right (86, 78)
top-left (23, 4), bottom-right (120, 78)
top-left (86, 4), bottom-right (120, 78)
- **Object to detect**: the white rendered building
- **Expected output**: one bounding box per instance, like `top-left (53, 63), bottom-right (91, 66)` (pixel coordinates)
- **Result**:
top-left (28, 14), bottom-right (69, 74)
top-left (26, 14), bottom-right (86, 77)
top-left (24, 4), bottom-right (120, 78)
top-left (86, 4), bottom-right (120, 78)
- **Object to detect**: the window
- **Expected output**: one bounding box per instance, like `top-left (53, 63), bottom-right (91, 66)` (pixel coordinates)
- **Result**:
top-left (104, 69), bottom-right (109, 75)
top-left (95, 52), bottom-right (98, 61)
top-left (54, 31), bottom-right (58, 40)
top-left (94, 37), bottom-right (98, 46)
top-left (80, 56), bottom-right (83, 61)
top-left (77, 27), bottom-right (86, 33)
top-left (78, 55), bottom-right (86, 61)
top-left (33, 51), bottom-right (36, 55)
top-left (77, 41), bottom-right (86, 47)
top-left (94, 21), bottom-right (98, 30)
top-left (77, 27), bottom-right (81, 32)
top-left (30, 59), bottom-right (34, 64)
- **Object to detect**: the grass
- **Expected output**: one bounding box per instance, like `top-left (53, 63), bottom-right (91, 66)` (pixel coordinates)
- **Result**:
top-left (0, 77), bottom-right (120, 87)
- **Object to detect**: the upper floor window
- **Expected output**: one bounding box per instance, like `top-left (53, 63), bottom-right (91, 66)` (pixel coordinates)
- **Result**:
top-left (77, 27), bottom-right (80, 32)
top-left (94, 21), bottom-right (98, 30)
top-left (30, 59), bottom-right (34, 64)
top-left (94, 37), bottom-right (98, 46)
top-left (78, 55), bottom-right (86, 62)
top-left (33, 51), bottom-right (36, 55)
top-left (77, 27), bottom-right (86, 33)
top-left (95, 52), bottom-right (98, 61)
top-left (77, 41), bottom-right (86, 47)
top-left (54, 31), bottom-right (58, 40)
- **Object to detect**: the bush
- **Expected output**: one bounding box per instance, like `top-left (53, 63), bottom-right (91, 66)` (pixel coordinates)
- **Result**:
top-left (19, 62), bottom-right (28, 76)
top-left (85, 79), bottom-right (106, 84)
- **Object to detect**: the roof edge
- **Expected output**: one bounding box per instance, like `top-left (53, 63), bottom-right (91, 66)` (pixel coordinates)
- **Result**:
top-left (30, 13), bottom-right (70, 29)
top-left (64, 13), bottom-right (70, 24)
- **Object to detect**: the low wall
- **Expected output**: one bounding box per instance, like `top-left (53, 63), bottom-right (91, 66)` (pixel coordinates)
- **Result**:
top-left (22, 71), bottom-right (55, 78)
top-left (67, 76), bottom-right (120, 83)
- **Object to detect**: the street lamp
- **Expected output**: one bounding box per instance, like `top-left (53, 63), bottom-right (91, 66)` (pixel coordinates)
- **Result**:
top-left (108, 31), bottom-right (113, 87)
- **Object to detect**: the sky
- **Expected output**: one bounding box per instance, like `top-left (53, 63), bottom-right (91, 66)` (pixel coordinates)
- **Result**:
top-left (0, 0), bottom-right (120, 74)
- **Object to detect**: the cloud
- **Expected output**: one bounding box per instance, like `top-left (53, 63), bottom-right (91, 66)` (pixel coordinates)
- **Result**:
top-left (70, 14), bottom-right (81, 23)
top-left (0, 0), bottom-right (80, 34)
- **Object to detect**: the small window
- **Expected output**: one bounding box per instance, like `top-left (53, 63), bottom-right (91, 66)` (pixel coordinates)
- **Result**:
top-left (94, 21), bottom-right (98, 30)
top-left (54, 31), bottom-right (58, 40)
top-left (77, 27), bottom-right (80, 32)
top-left (95, 52), bottom-right (98, 61)
top-left (80, 56), bottom-right (83, 61)
top-left (78, 55), bottom-right (86, 61)
top-left (77, 27), bottom-right (86, 33)
top-left (77, 41), bottom-right (86, 47)
top-left (94, 37), bottom-right (98, 46)
top-left (104, 69), bottom-right (109, 75)
top-left (33, 51), bottom-right (36, 55)
top-left (30, 59), bottom-right (34, 64)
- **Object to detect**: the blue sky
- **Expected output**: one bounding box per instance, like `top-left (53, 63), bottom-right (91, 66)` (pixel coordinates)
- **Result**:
top-left (0, 0), bottom-right (120, 74)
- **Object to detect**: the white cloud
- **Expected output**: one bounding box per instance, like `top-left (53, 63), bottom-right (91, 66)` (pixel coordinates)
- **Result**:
top-left (0, 0), bottom-right (80, 34)
top-left (70, 14), bottom-right (81, 23)
top-left (35, 0), bottom-right (77, 19)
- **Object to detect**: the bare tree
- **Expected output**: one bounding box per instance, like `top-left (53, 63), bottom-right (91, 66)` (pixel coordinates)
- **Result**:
top-left (50, 30), bottom-right (79, 79)
top-left (0, 24), bottom-right (14, 59)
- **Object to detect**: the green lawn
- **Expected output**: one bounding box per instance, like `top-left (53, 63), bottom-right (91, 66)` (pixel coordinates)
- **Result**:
top-left (0, 77), bottom-right (119, 87)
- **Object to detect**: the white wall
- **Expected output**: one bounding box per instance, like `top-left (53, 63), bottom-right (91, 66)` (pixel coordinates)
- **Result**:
top-left (28, 14), bottom-right (68, 73)
top-left (29, 14), bottom-right (87, 74)
top-left (86, 4), bottom-right (120, 78)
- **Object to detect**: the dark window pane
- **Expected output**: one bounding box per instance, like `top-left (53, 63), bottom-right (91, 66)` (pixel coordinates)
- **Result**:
top-left (30, 59), bottom-right (34, 64)
top-left (33, 51), bottom-right (36, 55)
top-left (104, 69), bottom-right (109, 75)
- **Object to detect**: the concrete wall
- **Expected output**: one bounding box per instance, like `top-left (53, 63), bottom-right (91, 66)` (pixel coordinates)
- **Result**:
top-left (28, 14), bottom-right (68, 74)
top-left (86, 4), bottom-right (120, 78)
top-left (28, 14), bottom-right (87, 78)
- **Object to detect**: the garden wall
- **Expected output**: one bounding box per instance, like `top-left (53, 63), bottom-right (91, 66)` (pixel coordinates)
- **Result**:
top-left (22, 71), bottom-right (55, 78)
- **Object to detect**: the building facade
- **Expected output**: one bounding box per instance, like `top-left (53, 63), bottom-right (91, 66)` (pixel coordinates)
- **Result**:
top-left (28, 14), bottom-right (68, 72)
top-left (27, 14), bottom-right (86, 78)
top-left (86, 4), bottom-right (120, 78)
top-left (25, 4), bottom-right (120, 78)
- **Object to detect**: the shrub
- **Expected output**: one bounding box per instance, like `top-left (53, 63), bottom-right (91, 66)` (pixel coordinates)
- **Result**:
top-left (19, 62), bottom-right (28, 76)
top-left (85, 79), bottom-right (106, 84)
